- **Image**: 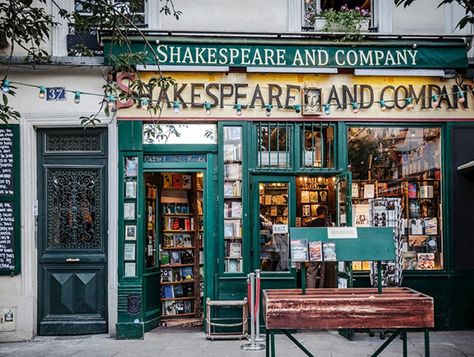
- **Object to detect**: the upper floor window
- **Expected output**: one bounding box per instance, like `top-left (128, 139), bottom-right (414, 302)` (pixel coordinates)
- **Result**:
top-left (303, 0), bottom-right (372, 31)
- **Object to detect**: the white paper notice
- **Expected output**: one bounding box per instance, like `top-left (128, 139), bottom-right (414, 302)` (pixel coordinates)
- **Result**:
top-left (363, 184), bottom-right (375, 198)
top-left (327, 227), bottom-right (358, 239)
top-left (273, 224), bottom-right (288, 234)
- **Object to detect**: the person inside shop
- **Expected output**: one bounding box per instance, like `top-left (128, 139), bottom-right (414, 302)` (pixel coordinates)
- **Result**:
top-left (305, 205), bottom-right (337, 288)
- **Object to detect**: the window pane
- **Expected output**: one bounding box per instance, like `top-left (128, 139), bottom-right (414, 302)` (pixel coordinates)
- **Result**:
top-left (143, 124), bottom-right (217, 144)
top-left (348, 127), bottom-right (443, 271)
top-left (302, 124), bottom-right (335, 168)
top-left (259, 182), bottom-right (289, 272)
top-left (257, 123), bottom-right (291, 169)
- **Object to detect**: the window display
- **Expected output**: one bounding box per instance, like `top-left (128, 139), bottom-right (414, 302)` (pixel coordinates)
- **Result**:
top-left (348, 127), bottom-right (443, 270)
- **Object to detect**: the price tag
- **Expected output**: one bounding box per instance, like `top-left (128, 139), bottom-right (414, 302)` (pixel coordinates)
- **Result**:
top-left (46, 87), bottom-right (66, 101)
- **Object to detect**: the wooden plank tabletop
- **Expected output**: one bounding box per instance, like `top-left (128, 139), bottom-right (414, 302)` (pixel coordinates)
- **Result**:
top-left (263, 288), bottom-right (434, 330)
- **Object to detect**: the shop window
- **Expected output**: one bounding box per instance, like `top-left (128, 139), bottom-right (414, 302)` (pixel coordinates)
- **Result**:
top-left (256, 122), bottom-right (292, 170)
top-left (143, 124), bottom-right (217, 144)
top-left (348, 127), bottom-right (443, 271)
top-left (302, 123), bottom-right (335, 168)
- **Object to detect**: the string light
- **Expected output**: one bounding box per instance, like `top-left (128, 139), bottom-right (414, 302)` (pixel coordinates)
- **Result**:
top-left (380, 99), bottom-right (386, 111)
top-left (351, 102), bottom-right (359, 114)
top-left (74, 91), bottom-right (81, 104)
top-left (173, 100), bottom-right (181, 113)
top-left (323, 103), bottom-right (330, 115)
top-left (293, 104), bottom-right (302, 113)
top-left (38, 86), bottom-right (46, 99)
top-left (431, 95), bottom-right (439, 108)
top-left (107, 95), bottom-right (116, 112)
top-left (405, 97), bottom-right (414, 110)
top-left (204, 101), bottom-right (212, 115)
top-left (1, 79), bottom-right (10, 93)
top-left (457, 86), bottom-right (465, 104)
top-left (139, 97), bottom-right (149, 110)
top-left (265, 104), bottom-right (273, 117)
top-left (234, 103), bottom-right (242, 116)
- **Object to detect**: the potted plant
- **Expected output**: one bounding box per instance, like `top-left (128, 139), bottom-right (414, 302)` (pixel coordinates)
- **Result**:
top-left (307, 5), bottom-right (371, 40)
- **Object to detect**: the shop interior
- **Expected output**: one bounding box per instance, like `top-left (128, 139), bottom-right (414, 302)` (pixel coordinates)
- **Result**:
top-left (144, 172), bottom-right (205, 322)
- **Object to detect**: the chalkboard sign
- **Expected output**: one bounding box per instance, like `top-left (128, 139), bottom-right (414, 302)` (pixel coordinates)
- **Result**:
top-left (0, 127), bottom-right (14, 195)
top-left (0, 125), bottom-right (20, 275)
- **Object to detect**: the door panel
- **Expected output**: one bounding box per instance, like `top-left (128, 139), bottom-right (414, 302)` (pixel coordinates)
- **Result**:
top-left (38, 129), bottom-right (108, 335)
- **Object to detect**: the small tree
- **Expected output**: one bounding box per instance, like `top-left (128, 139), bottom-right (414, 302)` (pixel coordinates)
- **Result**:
top-left (0, 0), bottom-right (181, 127)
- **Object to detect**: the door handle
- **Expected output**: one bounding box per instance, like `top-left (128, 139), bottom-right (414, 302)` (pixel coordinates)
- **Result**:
top-left (66, 258), bottom-right (80, 262)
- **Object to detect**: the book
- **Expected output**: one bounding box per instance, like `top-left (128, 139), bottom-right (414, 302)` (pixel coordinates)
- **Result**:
top-left (181, 267), bottom-right (193, 281)
top-left (408, 235), bottom-right (428, 247)
top-left (182, 283), bottom-right (194, 297)
top-left (301, 191), bottom-right (310, 203)
top-left (377, 182), bottom-right (388, 195)
top-left (163, 234), bottom-right (174, 248)
top-left (174, 234), bottom-right (184, 247)
top-left (408, 183), bottom-right (417, 198)
top-left (290, 239), bottom-right (308, 262)
top-left (228, 242), bottom-right (242, 258)
top-left (352, 183), bottom-right (359, 198)
top-left (419, 185), bottom-right (433, 198)
top-left (225, 163), bottom-right (241, 180)
top-left (410, 219), bottom-right (423, 235)
top-left (175, 301), bottom-right (185, 314)
top-left (184, 301), bottom-right (193, 314)
top-left (163, 301), bottom-right (176, 315)
top-left (231, 202), bottom-right (242, 218)
top-left (181, 174), bottom-right (192, 189)
top-left (354, 203), bottom-right (370, 227)
top-left (322, 242), bottom-right (337, 261)
top-left (309, 241), bottom-right (323, 262)
top-left (161, 268), bottom-right (173, 282)
top-left (224, 144), bottom-right (236, 161)
top-left (417, 253), bottom-right (435, 270)
top-left (162, 285), bottom-right (174, 299)
top-left (172, 267), bottom-right (182, 281)
top-left (163, 173), bottom-right (173, 188)
top-left (173, 284), bottom-right (184, 297)
top-left (181, 250), bottom-right (194, 264)
top-left (224, 182), bottom-right (234, 197)
top-left (302, 204), bottom-right (310, 217)
top-left (319, 190), bottom-right (328, 203)
top-left (182, 234), bottom-right (192, 247)
top-left (424, 218), bottom-right (438, 235)
top-left (170, 251), bottom-right (181, 264)
top-left (224, 222), bottom-right (234, 238)
top-left (172, 174), bottom-right (182, 188)
top-left (161, 251), bottom-right (170, 265)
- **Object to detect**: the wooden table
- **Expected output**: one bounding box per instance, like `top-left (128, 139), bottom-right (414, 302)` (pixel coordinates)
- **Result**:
top-left (263, 288), bottom-right (434, 357)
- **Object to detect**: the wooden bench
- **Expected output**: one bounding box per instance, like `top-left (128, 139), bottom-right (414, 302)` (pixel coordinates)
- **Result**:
top-left (263, 287), bottom-right (434, 357)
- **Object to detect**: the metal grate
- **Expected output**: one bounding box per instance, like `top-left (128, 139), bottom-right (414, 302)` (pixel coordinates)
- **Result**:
top-left (256, 122), bottom-right (292, 170)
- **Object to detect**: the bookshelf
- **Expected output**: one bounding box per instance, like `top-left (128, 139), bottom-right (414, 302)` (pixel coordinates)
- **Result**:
top-left (297, 178), bottom-right (329, 227)
top-left (145, 183), bottom-right (157, 268)
top-left (223, 126), bottom-right (243, 273)
top-left (158, 172), bottom-right (202, 318)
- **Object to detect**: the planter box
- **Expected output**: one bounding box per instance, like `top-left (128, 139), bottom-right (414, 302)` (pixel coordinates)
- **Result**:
top-left (314, 17), bottom-right (370, 32)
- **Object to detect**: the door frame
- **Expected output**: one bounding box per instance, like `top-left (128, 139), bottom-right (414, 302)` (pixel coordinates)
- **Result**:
top-left (141, 153), bottom-right (217, 331)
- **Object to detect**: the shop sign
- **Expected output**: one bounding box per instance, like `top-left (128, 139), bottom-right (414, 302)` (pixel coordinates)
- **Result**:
top-left (106, 41), bottom-right (468, 69)
top-left (144, 154), bottom-right (207, 163)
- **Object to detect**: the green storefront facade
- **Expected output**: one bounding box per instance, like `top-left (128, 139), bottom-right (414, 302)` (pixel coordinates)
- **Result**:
top-left (112, 34), bottom-right (474, 339)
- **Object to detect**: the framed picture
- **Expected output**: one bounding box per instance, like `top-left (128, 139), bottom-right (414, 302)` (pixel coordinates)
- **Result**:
top-left (302, 87), bottom-right (322, 116)
top-left (124, 157), bottom-right (138, 177)
top-left (124, 202), bottom-right (136, 220)
top-left (124, 243), bottom-right (136, 261)
top-left (125, 180), bottom-right (137, 199)
top-left (125, 225), bottom-right (137, 240)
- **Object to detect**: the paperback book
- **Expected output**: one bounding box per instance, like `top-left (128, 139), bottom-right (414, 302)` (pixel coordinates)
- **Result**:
top-left (322, 242), bottom-right (337, 261)
top-left (291, 239), bottom-right (308, 262)
top-left (308, 241), bottom-right (323, 262)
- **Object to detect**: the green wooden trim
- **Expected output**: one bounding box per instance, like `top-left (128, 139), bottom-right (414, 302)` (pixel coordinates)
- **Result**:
top-left (118, 121), bottom-right (144, 151)
top-left (0, 124), bottom-right (21, 275)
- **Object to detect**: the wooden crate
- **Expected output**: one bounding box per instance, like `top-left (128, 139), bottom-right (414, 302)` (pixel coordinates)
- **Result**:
top-left (263, 287), bottom-right (434, 330)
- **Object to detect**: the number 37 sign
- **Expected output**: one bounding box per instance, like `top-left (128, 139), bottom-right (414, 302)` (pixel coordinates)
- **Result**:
top-left (46, 87), bottom-right (66, 101)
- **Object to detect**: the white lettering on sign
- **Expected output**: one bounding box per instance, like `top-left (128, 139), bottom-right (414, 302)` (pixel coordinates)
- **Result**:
top-left (273, 224), bottom-right (288, 234)
top-left (327, 227), bottom-right (358, 239)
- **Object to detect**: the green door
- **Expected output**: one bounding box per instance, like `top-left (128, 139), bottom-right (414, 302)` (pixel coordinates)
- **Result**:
top-left (37, 128), bottom-right (108, 335)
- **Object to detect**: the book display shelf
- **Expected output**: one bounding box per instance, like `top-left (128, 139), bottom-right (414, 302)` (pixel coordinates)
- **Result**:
top-left (223, 127), bottom-right (243, 273)
top-left (147, 172), bottom-right (203, 319)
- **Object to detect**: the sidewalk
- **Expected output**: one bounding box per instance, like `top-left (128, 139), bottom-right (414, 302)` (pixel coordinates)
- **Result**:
top-left (1, 328), bottom-right (473, 357)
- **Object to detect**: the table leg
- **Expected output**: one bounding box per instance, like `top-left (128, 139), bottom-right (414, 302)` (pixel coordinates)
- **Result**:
top-left (424, 329), bottom-right (430, 357)
top-left (266, 329), bottom-right (269, 357)
top-left (402, 330), bottom-right (407, 357)
top-left (270, 330), bottom-right (275, 357)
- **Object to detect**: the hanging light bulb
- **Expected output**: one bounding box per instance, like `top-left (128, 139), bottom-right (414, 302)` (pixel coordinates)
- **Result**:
top-left (74, 91), bottom-right (81, 104)
top-left (107, 95), bottom-right (116, 112)
top-left (293, 104), bottom-right (302, 113)
top-left (380, 99), bottom-right (386, 111)
top-left (173, 100), bottom-right (181, 113)
top-left (265, 104), bottom-right (273, 117)
top-left (204, 101), bottom-right (212, 115)
top-left (457, 87), bottom-right (465, 104)
top-left (351, 102), bottom-right (359, 114)
top-left (431, 94), bottom-right (439, 108)
top-left (323, 104), bottom-right (330, 115)
top-left (405, 97), bottom-right (414, 110)
top-left (1, 79), bottom-right (10, 93)
top-left (38, 86), bottom-right (46, 99)
top-left (234, 103), bottom-right (242, 116)
top-left (140, 97), bottom-right (149, 110)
